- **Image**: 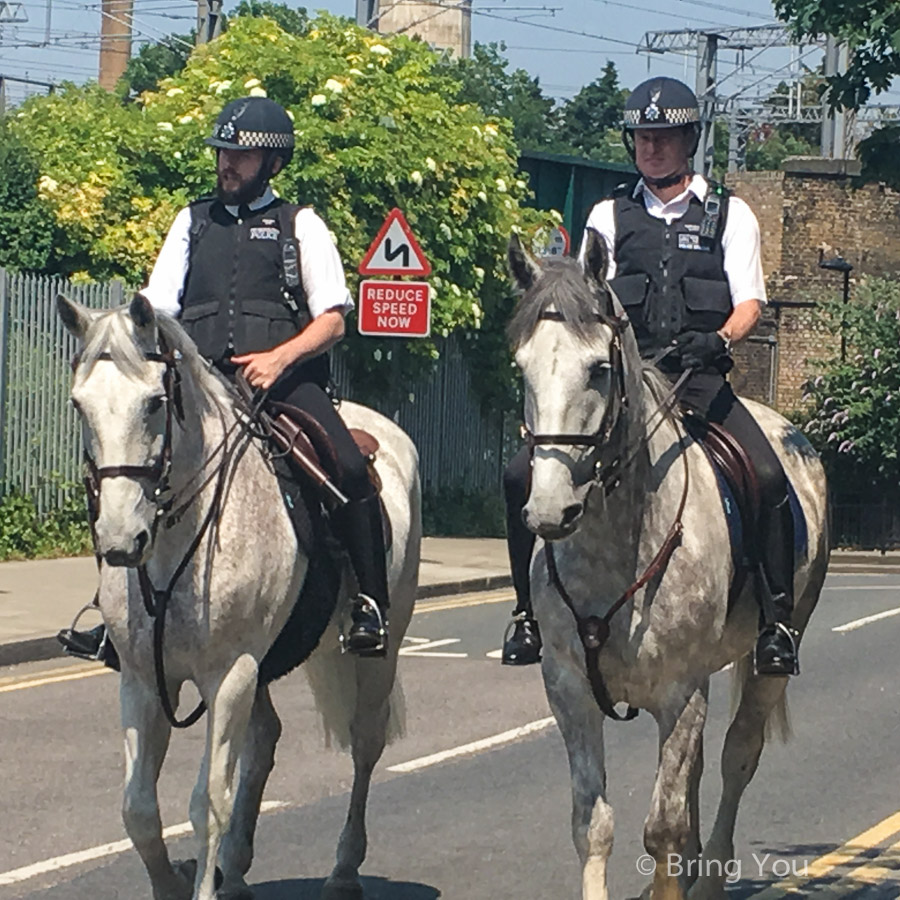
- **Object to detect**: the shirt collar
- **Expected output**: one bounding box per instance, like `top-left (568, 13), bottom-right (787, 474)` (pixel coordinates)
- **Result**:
top-left (224, 185), bottom-right (277, 218)
top-left (633, 173), bottom-right (708, 205)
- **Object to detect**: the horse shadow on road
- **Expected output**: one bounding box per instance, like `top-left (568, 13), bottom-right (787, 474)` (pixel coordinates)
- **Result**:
top-left (251, 876), bottom-right (441, 898)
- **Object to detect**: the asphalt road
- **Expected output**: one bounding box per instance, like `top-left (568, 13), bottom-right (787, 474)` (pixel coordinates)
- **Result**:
top-left (3, 566), bottom-right (900, 899)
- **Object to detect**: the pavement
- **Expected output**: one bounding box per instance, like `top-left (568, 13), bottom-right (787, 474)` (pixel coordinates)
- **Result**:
top-left (1, 539), bottom-right (899, 668)
top-left (0, 537), bottom-right (511, 668)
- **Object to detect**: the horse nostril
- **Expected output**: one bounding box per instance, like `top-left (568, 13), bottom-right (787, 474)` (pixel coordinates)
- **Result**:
top-left (135, 530), bottom-right (150, 557)
top-left (561, 503), bottom-right (583, 527)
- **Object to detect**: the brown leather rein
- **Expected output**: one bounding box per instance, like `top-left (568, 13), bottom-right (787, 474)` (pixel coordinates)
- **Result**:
top-left (523, 310), bottom-right (691, 721)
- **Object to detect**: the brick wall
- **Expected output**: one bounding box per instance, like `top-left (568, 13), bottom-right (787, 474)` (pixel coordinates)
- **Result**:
top-left (726, 160), bottom-right (900, 410)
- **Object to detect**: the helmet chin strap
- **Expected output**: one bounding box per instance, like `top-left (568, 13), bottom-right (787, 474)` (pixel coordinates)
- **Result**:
top-left (642, 167), bottom-right (693, 190)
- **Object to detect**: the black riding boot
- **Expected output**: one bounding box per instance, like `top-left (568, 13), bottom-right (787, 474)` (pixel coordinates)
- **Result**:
top-left (501, 497), bottom-right (542, 666)
top-left (333, 493), bottom-right (389, 657)
top-left (755, 495), bottom-right (799, 676)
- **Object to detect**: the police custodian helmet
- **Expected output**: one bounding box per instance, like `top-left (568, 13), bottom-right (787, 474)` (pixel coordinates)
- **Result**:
top-left (622, 76), bottom-right (701, 160)
top-left (206, 96), bottom-right (295, 167)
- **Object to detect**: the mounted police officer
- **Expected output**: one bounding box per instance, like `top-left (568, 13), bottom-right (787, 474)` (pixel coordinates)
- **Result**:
top-left (59, 96), bottom-right (389, 660)
top-left (501, 76), bottom-right (799, 677)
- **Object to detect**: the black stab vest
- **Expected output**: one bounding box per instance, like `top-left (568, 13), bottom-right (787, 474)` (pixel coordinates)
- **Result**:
top-left (180, 197), bottom-right (329, 387)
top-left (609, 185), bottom-right (732, 366)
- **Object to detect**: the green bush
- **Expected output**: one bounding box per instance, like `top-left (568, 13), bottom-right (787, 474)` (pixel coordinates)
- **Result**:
top-left (0, 483), bottom-right (92, 560)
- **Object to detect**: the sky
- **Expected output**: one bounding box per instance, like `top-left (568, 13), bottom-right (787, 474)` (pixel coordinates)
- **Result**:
top-left (1, 0), bottom-right (899, 111)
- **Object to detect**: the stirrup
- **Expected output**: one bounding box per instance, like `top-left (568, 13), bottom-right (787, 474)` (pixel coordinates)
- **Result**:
top-left (753, 622), bottom-right (799, 677)
top-left (339, 593), bottom-right (388, 657)
top-left (57, 600), bottom-right (108, 661)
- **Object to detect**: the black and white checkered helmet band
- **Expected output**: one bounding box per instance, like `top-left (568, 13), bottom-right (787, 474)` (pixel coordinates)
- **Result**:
top-left (236, 130), bottom-right (294, 148)
top-left (624, 106), bottom-right (700, 127)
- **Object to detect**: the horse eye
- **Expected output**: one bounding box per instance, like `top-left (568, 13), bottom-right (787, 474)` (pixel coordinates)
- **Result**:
top-left (147, 395), bottom-right (165, 415)
top-left (589, 361), bottom-right (611, 381)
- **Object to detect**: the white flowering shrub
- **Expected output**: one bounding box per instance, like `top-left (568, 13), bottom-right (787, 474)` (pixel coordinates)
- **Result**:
top-left (5, 14), bottom-right (554, 403)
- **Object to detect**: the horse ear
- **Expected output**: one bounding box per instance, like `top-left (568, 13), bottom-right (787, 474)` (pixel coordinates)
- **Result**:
top-left (508, 233), bottom-right (541, 291)
top-left (56, 294), bottom-right (94, 340)
top-left (582, 228), bottom-right (610, 288)
top-left (129, 292), bottom-right (156, 331)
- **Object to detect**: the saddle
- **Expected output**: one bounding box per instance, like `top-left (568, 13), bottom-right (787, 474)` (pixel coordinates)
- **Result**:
top-left (253, 396), bottom-right (393, 552)
top-left (681, 411), bottom-right (762, 570)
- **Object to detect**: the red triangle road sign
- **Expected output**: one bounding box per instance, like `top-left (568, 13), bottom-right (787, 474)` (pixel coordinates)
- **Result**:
top-left (358, 208), bottom-right (431, 277)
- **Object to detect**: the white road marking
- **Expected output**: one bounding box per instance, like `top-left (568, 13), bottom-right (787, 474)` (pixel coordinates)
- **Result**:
top-left (387, 717), bottom-right (556, 773)
top-left (486, 649), bottom-right (503, 659)
top-left (398, 638), bottom-right (467, 658)
top-left (0, 800), bottom-right (288, 886)
top-left (822, 585), bottom-right (900, 590)
top-left (833, 606), bottom-right (900, 633)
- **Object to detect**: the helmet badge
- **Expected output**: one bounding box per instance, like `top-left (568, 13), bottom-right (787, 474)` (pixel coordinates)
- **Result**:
top-left (644, 86), bottom-right (662, 123)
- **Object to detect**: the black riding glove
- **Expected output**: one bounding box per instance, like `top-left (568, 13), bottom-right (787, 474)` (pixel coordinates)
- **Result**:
top-left (673, 330), bottom-right (728, 371)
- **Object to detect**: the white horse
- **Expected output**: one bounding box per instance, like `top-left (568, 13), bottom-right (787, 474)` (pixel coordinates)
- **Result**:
top-left (57, 293), bottom-right (421, 900)
top-left (506, 233), bottom-right (829, 900)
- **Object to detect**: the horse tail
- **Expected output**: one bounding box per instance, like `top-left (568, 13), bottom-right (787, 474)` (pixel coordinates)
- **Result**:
top-left (729, 654), bottom-right (792, 744)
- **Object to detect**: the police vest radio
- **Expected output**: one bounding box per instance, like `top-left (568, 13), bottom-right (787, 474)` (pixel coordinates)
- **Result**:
top-left (699, 183), bottom-right (727, 245)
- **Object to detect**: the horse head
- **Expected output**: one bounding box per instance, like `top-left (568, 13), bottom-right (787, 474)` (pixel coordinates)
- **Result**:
top-left (58, 293), bottom-right (194, 567)
top-left (508, 229), bottom-right (642, 540)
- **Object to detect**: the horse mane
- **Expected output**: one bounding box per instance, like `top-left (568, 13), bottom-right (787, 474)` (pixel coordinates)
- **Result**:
top-left (507, 257), bottom-right (616, 349)
top-left (80, 306), bottom-right (235, 409)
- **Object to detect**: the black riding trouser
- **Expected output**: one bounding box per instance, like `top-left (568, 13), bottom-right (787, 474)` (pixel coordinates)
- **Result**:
top-left (220, 362), bottom-right (388, 610)
top-left (503, 370), bottom-right (794, 623)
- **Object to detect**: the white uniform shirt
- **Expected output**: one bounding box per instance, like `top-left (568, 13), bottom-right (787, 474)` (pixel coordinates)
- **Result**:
top-left (141, 186), bottom-right (354, 319)
top-left (578, 174), bottom-right (767, 307)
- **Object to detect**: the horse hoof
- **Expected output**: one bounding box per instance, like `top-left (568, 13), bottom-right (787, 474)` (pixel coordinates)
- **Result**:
top-left (320, 879), bottom-right (364, 900)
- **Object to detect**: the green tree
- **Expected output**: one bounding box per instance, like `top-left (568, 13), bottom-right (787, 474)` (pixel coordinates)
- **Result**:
top-left (231, 0), bottom-right (310, 35)
top-left (557, 61), bottom-right (629, 163)
top-left (799, 277), bottom-right (900, 496)
top-left (3, 15), bottom-right (553, 404)
top-left (120, 4), bottom-right (310, 97)
top-left (122, 35), bottom-right (194, 97)
top-left (774, 0), bottom-right (900, 109)
top-left (436, 42), bottom-right (562, 152)
top-left (0, 122), bottom-right (57, 271)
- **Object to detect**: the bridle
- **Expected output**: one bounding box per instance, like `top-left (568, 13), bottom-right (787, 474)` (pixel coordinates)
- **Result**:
top-left (79, 337), bottom-right (184, 540)
top-left (520, 307), bottom-right (691, 722)
top-left (520, 309), bottom-right (630, 492)
top-left (75, 336), bottom-right (249, 730)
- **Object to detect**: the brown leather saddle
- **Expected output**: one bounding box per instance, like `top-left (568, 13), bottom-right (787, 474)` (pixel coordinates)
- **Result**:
top-left (682, 411), bottom-right (762, 574)
top-left (264, 400), bottom-right (393, 551)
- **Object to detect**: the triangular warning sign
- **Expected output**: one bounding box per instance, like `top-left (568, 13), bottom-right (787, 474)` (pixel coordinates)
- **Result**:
top-left (358, 208), bottom-right (431, 276)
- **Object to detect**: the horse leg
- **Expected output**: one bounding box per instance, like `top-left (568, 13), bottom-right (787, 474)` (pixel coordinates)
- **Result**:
top-left (189, 654), bottom-right (259, 900)
top-left (218, 684), bottom-right (282, 900)
top-left (321, 655), bottom-right (397, 900)
top-left (121, 672), bottom-right (189, 900)
top-left (543, 647), bottom-right (613, 900)
top-left (684, 737), bottom-right (704, 887)
top-left (643, 684), bottom-right (708, 900)
top-left (689, 660), bottom-right (788, 900)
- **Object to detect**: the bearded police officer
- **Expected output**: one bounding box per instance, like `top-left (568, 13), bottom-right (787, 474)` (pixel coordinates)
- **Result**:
top-left (500, 76), bottom-right (799, 677)
top-left (60, 96), bottom-right (390, 661)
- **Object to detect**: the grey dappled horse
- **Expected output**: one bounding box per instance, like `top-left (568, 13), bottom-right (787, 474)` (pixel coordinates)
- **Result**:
top-left (58, 294), bottom-right (421, 900)
top-left (507, 233), bottom-right (829, 900)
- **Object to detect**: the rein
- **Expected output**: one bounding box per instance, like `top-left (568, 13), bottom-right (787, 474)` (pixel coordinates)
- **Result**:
top-left (78, 340), bottom-right (250, 729)
top-left (524, 309), bottom-right (692, 720)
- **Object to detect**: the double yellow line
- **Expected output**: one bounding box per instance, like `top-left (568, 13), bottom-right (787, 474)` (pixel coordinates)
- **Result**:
top-left (746, 810), bottom-right (900, 897)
